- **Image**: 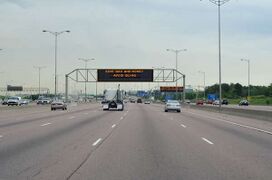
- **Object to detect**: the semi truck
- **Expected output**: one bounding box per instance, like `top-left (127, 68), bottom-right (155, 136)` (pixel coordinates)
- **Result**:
top-left (102, 85), bottom-right (124, 111)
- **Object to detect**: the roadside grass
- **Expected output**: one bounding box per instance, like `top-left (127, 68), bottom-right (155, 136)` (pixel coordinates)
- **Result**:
top-left (229, 96), bottom-right (272, 106)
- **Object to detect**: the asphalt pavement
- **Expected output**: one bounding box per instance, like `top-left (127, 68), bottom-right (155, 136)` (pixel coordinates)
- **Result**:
top-left (0, 102), bottom-right (272, 180)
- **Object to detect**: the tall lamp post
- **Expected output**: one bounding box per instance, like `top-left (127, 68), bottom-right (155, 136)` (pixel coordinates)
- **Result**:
top-left (34, 66), bottom-right (46, 97)
top-left (198, 71), bottom-right (206, 100)
top-left (43, 30), bottom-right (70, 99)
top-left (241, 58), bottom-right (250, 98)
top-left (78, 58), bottom-right (95, 102)
top-left (166, 48), bottom-right (187, 100)
top-left (201, 0), bottom-right (231, 110)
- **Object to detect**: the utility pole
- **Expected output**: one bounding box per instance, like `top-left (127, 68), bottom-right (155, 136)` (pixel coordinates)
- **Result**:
top-left (166, 49), bottom-right (187, 101)
top-left (241, 58), bottom-right (250, 98)
top-left (198, 71), bottom-right (206, 100)
top-left (34, 66), bottom-right (46, 97)
top-left (202, 0), bottom-right (231, 111)
top-left (78, 58), bottom-right (95, 102)
top-left (43, 29), bottom-right (70, 100)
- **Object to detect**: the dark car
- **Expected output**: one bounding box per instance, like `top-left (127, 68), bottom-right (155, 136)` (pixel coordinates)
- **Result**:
top-left (1, 98), bottom-right (8, 105)
top-left (137, 98), bottom-right (142, 103)
top-left (206, 100), bottom-right (213, 105)
top-left (196, 100), bottom-right (204, 105)
top-left (222, 99), bottom-right (229, 105)
top-left (239, 100), bottom-right (249, 106)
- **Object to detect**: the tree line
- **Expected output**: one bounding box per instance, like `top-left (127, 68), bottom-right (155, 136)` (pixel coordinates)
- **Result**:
top-left (205, 83), bottom-right (272, 99)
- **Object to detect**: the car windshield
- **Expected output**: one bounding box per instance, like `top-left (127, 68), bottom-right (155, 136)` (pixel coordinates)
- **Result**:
top-left (167, 100), bottom-right (179, 104)
top-left (9, 97), bottom-right (19, 100)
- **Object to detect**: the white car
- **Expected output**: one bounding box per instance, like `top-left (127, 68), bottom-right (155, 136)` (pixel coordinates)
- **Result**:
top-left (7, 96), bottom-right (22, 106)
top-left (212, 100), bottom-right (220, 105)
top-left (144, 100), bottom-right (151, 104)
top-left (164, 100), bottom-right (181, 113)
top-left (51, 101), bottom-right (67, 111)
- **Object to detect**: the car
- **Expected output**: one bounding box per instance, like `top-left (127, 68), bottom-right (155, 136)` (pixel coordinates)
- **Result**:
top-left (239, 100), bottom-right (249, 106)
top-left (206, 100), bottom-right (213, 105)
top-left (222, 99), bottom-right (229, 105)
top-left (1, 98), bottom-right (8, 105)
top-left (123, 99), bottom-right (129, 103)
top-left (213, 100), bottom-right (220, 105)
top-left (7, 96), bottom-right (22, 106)
top-left (37, 98), bottom-right (52, 105)
top-left (51, 101), bottom-right (67, 111)
top-left (196, 100), bottom-right (204, 105)
top-left (144, 100), bottom-right (151, 104)
top-left (165, 100), bottom-right (181, 113)
top-left (130, 99), bottom-right (136, 103)
top-left (20, 99), bottom-right (30, 105)
top-left (137, 98), bottom-right (142, 103)
top-left (184, 99), bottom-right (191, 104)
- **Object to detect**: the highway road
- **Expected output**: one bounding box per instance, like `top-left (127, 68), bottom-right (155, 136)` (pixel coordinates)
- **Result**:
top-left (0, 103), bottom-right (272, 180)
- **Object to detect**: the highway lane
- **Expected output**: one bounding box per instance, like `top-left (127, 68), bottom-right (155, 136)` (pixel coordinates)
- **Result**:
top-left (0, 103), bottom-right (272, 180)
top-left (0, 103), bottom-right (128, 180)
top-left (71, 103), bottom-right (272, 180)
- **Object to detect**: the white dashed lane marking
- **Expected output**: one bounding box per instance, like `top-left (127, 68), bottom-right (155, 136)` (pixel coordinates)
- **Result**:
top-left (112, 124), bottom-right (116, 128)
top-left (41, 123), bottom-right (52, 127)
top-left (202, 137), bottom-right (214, 145)
top-left (92, 138), bottom-right (102, 146)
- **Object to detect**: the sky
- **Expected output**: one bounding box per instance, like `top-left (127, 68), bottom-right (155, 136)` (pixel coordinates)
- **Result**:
top-left (0, 0), bottom-right (271, 94)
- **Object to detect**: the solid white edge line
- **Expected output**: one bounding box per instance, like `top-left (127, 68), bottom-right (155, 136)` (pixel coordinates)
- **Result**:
top-left (180, 124), bottom-right (187, 128)
top-left (92, 138), bottom-right (102, 146)
top-left (202, 137), bottom-right (214, 145)
top-left (112, 124), bottom-right (116, 128)
top-left (41, 123), bottom-right (52, 127)
top-left (186, 111), bottom-right (272, 135)
top-left (69, 116), bottom-right (75, 119)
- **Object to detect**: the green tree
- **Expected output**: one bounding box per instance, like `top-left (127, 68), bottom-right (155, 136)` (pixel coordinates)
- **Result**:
top-left (233, 83), bottom-right (243, 97)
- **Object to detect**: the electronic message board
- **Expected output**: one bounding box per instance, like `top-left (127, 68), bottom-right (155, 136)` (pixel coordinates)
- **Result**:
top-left (160, 86), bottom-right (183, 92)
top-left (7, 85), bottom-right (23, 91)
top-left (97, 69), bottom-right (153, 82)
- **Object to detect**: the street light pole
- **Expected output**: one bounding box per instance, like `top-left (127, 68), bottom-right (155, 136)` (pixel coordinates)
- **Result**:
top-left (202, 0), bottom-right (231, 110)
top-left (166, 48), bottom-right (187, 101)
top-left (78, 58), bottom-right (95, 102)
top-left (198, 71), bottom-right (206, 100)
top-left (241, 59), bottom-right (250, 98)
top-left (34, 66), bottom-right (46, 97)
top-left (43, 30), bottom-right (70, 100)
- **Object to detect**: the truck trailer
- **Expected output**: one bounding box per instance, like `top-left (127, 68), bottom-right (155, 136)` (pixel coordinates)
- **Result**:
top-left (102, 86), bottom-right (124, 111)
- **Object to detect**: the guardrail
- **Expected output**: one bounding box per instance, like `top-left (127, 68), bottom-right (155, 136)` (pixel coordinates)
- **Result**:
top-left (186, 104), bottom-right (272, 122)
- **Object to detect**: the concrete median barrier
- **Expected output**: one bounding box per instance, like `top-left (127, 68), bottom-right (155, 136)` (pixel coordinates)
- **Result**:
top-left (187, 105), bottom-right (272, 122)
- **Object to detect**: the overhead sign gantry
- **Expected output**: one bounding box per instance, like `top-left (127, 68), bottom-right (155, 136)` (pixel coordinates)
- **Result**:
top-left (65, 68), bottom-right (186, 102)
